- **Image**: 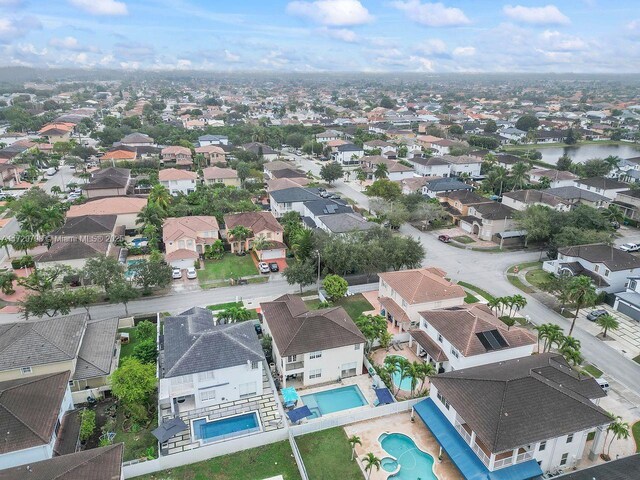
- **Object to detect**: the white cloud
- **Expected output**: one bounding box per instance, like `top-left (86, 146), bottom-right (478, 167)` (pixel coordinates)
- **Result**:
top-left (628, 19), bottom-right (640, 37)
top-left (0, 0), bottom-right (23, 6)
top-left (176, 59), bottom-right (192, 69)
top-left (503, 5), bottom-right (570, 25)
top-left (408, 55), bottom-right (434, 71)
top-left (452, 46), bottom-right (475, 56)
top-left (539, 30), bottom-right (586, 51)
top-left (0, 16), bottom-right (40, 42)
top-left (224, 49), bottom-right (240, 62)
top-left (392, 1), bottom-right (470, 27)
top-left (286, 0), bottom-right (372, 26)
top-left (417, 38), bottom-right (447, 54)
top-left (49, 36), bottom-right (99, 52)
top-left (320, 27), bottom-right (358, 42)
top-left (260, 50), bottom-right (290, 68)
top-left (69, 0), bottom-right (128, 16)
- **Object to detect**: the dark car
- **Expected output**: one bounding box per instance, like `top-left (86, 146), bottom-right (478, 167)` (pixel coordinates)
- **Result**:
top-left (269, 262), bottom-right (279, 272)
top-left (317, 187), bottom-right (326, 192)
top-left (438, 234), bottom-right (451, 243)
top-left (330, 194), bottom-right (341, 200)
top-left (253, 321), bottom-right (263, 336)
top-left (586, 309), bottom-right (608, 322)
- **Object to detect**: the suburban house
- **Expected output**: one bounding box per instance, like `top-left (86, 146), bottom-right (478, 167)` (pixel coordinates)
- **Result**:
top-left (553, 454), bottom-right (640, 480)
top-left (162, 146), bottom-right (193, 167)
top-left (202, 166), bottom-right (240, 187)
top-left (83, 167), bottom-right (132, 199)
top-left (409, 304), bottom-right (536, 373)
top-left (314, 212), bottom-right (376, 234)
top-left (0, 371), bottom-right (74, 469)
top-left (163, 216), bottom-right (220, 269)
top-left (241, 142), bottom-right (278, 161)
top-left (263, 161), bottom-right (305, 180)
top-left (261, 294), bottom-right (365, 388)
top-left (459, 202), bottom-right (521, 242)
top-left (195, 145), bottom-right (227, 164)
top-left (400, 176), bottom-right (430, 195)
top-left (437, 190), bottom-right (494, 223)
top-left (430, 139), bottom-right (456, 155)
top-left (198, 134), bottom-right (228, 146)
top-left (120, 132), bottom-right (155, 147)
top-left (101, 146), bottom-right (137, 163)
top-left (315, 130), bottom-right (342, 143)
top-left (442, 155), bottom-right (483, 177)
top-left (0, 314), bottom-right (120, 404)
top-left (407, 156), bottom-right (452, 178)
top-left (502, 186), bottom-right (609, 212)
top-left (613, 275), bottom-right (640, 321)
top-left (414, 353), bottom-right (611, 479)
top-left (363, 140), bottom-right (397, 156)
top-left (378, 267), bottom-right (466, 331)
top-left (34, 216), bottom-right (124, 270)
top-left (159, 168), bottom-right (198, 196)
top-left (499, 126), bottom-right (527, 141)
top-left (544, 243), bottom-right (640, 293)
top-left (66, 196), bottom-right (147, 231)
top-left (266, 177), bottom-right (311, 192)
top-left (529, 168), bottom-right (578, 188)
top-left (0, 164), bottom-right (21, 187)
top-left (0, 443), bottom-right (124, 480)
top-left (575, 177), bottom-right (628, 200)
top-left (331, 143), bottom-right (364, 165)
top-left (223, 211), bottom-right (286, 260)
top-left (268, 187), bottom-right (319, 218)
top-left (422, 177), bottom-right (473, 198)
top-left (614, 189), bottom-right (640, 220)
top-left (159, 308), bottom-right (265, 416)
top-left (38, 122), bottom-right (74, 143)
top-left (359, 156), bottom-right (415, 181)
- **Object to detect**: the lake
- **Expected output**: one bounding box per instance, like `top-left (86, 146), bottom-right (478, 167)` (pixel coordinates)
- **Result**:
top-left (529, 143), bottom-right (640, 165)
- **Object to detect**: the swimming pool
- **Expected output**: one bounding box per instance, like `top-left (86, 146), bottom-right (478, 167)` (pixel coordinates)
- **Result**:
top-left (131, 237), bottom-right (148, 247)
top-left (192, 412), bottom-right (261, 444)
top-left (379, 432), bottom-right (438, 480)
top-left (125, 259), bottom-right (144, 279)
top-left (388, 356), bottom-right (413, 392)
top-left (300, 385), bottom-right (368, 418)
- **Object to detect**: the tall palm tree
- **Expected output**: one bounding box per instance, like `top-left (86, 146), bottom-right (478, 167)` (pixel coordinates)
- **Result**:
top-left (148, 184), bottom-right (171, 212)
top-left (417, 362), bottom-right (436, 392)
top-left (563, 347), bottom-right (583, 366)
top-left (601, 412), bottom-right (619, 457)
top-left (606, 418), bottom-right (630, 458)
top-left (560, 335), bottom-right (581, 353)
top-left (403, 361), bottom-right (420, 397)
top-left (0, 238), bottom-right (11, 259)
top-left (217, 306), bottom-right (252, 324)
top-left (363, 453), bottom-right (381, 480)
top-left (251, 235), bottom-right (272, 254)
top-left (603, 204), bottom-right (624, 225)
top-left (511, 294), bottom-right (527, 316)
top-left (510, 161), bottom-right (531, 190)
top-left (374, 163), bottom-right (388, 180)
top-left (485, 166), bottom-right (508, 196)
top-left (546, 325), bottom-right (565, 352)
top-left (567, 276), bottom-right (597, 336)
top-left (228, 225), bottom-right (253, 253)
top-left (488, 297), bottom-right (501, 315)
top-left (395, 357), bottom-right (411, 395)
top-left (596, 314), bottom-right (619, 338)
top-left (348, 435), bottom-right (362, 461)
top-left (533, 324), bottom-right (548, 353)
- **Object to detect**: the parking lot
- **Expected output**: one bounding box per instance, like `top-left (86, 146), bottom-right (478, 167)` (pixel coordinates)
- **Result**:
top-left (577, 304), bottom-right (640, 360)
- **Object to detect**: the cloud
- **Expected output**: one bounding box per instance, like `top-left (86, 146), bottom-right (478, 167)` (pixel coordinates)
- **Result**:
top-left (417, 38), bottom-right (447, 55)
top-left (68, 0), bottom-right (128, 16)
top-left (113, 42), bottom-right (155, 60)
top-left (224, 49), bottom-right (240, 62)
top-left (628, 19), bottom-right (640, 37)
top-left (392, 1), bottom-right (470, 27)
top-left (503, 5), bottom-right (569, 25)
top-left (0, 16), bottom-right (41, 42)
top-left (320, 27), bottom-right (358, 42)
top-left (452, 46), bottom-right (475, 56)
top-left (408, 55), bottom-right (434, 71)
top-left (0, 0), bottom-right (23, 6)
top-left (539, 30), bottom-right (586, 51)
top-left (260, 50), bottom-right (290, 68)
top-left (286, 0), bottom-right (372, 26)
top-left (49, 36), bottom-right (100, 52)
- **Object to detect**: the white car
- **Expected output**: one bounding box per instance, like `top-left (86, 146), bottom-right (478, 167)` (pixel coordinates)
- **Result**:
top-left (186, 267), bottom-right (197, 279)
top-left (619, 243), bottom-right (640, 252)
top-left (172, 268), bottom-right (182, 279)
top-left (258, 262), bottom-right (270, 274)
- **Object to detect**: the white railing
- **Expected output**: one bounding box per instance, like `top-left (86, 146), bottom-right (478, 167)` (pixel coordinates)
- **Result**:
top-left (285, 361), bottom-right (304, 371)
top-left (493, 456), bottom-right (513, 469)
top-left (454, 422), bottom-right (472, 446)
top-left (516, 450), bottom-right (534, 463)
top-left (472, 441), bottom-right (491, 468)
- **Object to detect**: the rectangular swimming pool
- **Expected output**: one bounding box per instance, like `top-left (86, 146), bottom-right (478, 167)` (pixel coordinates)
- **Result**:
top-left (300, 385), bottom-right (368, 418)
top-left (192, 411), bottom-right (261, 443)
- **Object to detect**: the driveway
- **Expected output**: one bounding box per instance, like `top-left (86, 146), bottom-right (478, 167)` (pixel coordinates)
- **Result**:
top-left (576, 304), bottom-right (640, 359)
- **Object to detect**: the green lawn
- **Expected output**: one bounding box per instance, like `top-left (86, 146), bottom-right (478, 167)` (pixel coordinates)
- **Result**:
top-left (452, 235), bottom-right (475, 244)
top-left (457, 281), bottom-right (496, 302)
top-left (464, 292), bottom-right (480, 304)
top-left (296, 428), bottom-right (363, 480)
top-left (116, 401), bottom-right (158, 462)
top-left (305, 294), bottom-right (374, 321)
top-left (525, 268), bottom-right (553, 290)
top-left (507, 275), bottom-right (535, 294)
top-left (198, 254), bottom-right (258, 283)
top-left (634, 354), bottom-right (640, 364)
top-left (507, 261), bottom-right (541, 274)
top-left (633, 421), bottom-right (640, 453)
top-left (207, 301), bottom-right (244, 311)
top-left (135, 440), bottom-right (301, 480)
top-left (582, 364), bottom-right (603, 378)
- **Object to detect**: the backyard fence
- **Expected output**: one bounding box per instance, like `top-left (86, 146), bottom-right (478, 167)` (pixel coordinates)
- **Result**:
top-left (288, 431), bottom-right (310, 480)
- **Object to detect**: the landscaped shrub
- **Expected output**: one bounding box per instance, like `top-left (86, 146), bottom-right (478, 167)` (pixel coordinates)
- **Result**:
top-left (135, 320), bottom-right (155, 340)
top-left (133, 338), bottom-right (158, 364)
top-left (79, 409), bottom-right (96, 442)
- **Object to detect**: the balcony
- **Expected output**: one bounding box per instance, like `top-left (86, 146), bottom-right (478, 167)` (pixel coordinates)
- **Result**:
top-left (285, 361), bottom-right (304, 371)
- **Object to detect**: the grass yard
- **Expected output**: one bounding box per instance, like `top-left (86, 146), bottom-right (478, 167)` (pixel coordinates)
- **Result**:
top-left (296, 428), bottom-right (363, 480)
top-left (525, 268), bottom-right (553, 290)
top-left (634, 354), bottom-right (640, 365)
top-left (452, 235), bottom-right (475, 244)
top-left (507, 261), bottom-right (541, 274)
top-left (457, 281), bottom-right (496, 302)
top-left (464, 292), bottom-right (479, 304)
top-left (507, 275), bottom-right (535, 294)
top-left (207, 301), bottom-right (243, 311)
top-left (582, 364), bottom-right (603, 378)
top-left (306, 294), bottom-right (374, 320)
top-left (135, 440), bottom-right (301, 480)
top-left (633, 421), bottom-right (640, 453)
top-left (198, 254), bottom-right (258, 283)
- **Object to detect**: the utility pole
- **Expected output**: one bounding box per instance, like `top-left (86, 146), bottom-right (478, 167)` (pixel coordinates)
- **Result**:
top-left (315, 249), bottom-right (321, 293)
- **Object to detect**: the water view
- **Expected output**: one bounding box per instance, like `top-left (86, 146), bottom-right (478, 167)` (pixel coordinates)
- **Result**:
top-left (526, 143), bottom-right (640, 165)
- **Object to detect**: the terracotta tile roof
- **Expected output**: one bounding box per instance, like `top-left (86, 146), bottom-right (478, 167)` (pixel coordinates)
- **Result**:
top-left (159, 168), bottom-right (197, 181)
top-left (162, 216), bottom-right (219, 243)
top-left (409, 329), bottom-right (448, 362)
top-left (67, 197), bottom-right (146, 217)
top-left (223, 211), bottom-right (282, 234)
top-left (195, 145), bottom-right (226, 155)
top-left (203, 166), bottom-right (238, 180)
top-left (378, 267), bottom-right (465, 305)
top-left (161, 146), bottom-right (192, 155)
top-left (102, 149), bottom-right (136, 160)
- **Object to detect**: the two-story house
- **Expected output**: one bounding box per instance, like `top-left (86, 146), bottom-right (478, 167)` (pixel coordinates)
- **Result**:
top-left (202, 166), bottom-right (240, 187)
top-left (66, 196), bottom-right (147, 232)
top-left (441, 155), bottom-right (483, 178)
top-left (437, 190), bottom-right (493, 223)
top-left (120, 132), bottom-right (155, 147)
top-left (613, 275), bottom-right (640, 321)
top-left (159, 168), bottom-right (198, 196)
top-left (331, 143), bottom-right (364, 165)
top-left (268, 187), bottom-right (322, 218)
top-left (502, 186), bottom-right (609, 212)
top-left (459, 202), bottom-right (520, 242)
top-left (359, 156), bottom-right (415, 181)
top-left (242, 142), bottom-right (278, 161)
top-left (162, 146), bottom-right (193, 168)
top-left (195, 145), bottom-right (227, 165)
top-left (544, 243), bottom-right (640, 293)
top-left (407, 156), bottom-right (452, 178)
top-left (414, 354), bottom-right (611, 478)
top-left (83, 167), bottom-right (132, 199)
top-left (198, 134), bottom-right (228, 146)
top-left (422, 177), bottom-right (473, 198)
top-left (162, 216), bottom-right (220, 269)
top-left (378, 267), bottom-right (466, 331)
top-left (315, 130), bottom-right (342, 143)
top-left (575, 177), bottom-right (628, 200)
top-left (224, 211), bottom-right (286, 261)
top-left (613, 189), bottom-right (640, 220)
top-left (409, 304), bottom-right (536, 373)
top-left (529, 168), bottom-right (578, 188)
top-left (261, 294), bottom-right (365, 388)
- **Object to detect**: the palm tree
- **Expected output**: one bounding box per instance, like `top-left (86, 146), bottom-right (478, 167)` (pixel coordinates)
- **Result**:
top-left (510, 162), bottom-right (531, 190)
top-left (596, 314), bottom-right (619, 338)
top-left (348, 435), bottom-right (362, 461)
top-left (488, 297), bottom-right (501, 315)
top-left (546, 325), bottom-right (565, 352)
top-left (567, 276), bottom-right (597, 336)
top-left (417, 362), bottom-right (436, 393)
top-left (403, 361), bottom-right (420, 397)
top-left (363, 452), bottom-right (381, 480)
top-left (0, 238), bottom-right (11, 259)
top-left (603, 204), bottom-right (624, 225)
top-left (560, 335), bottom-right (581, 353)
top-left (11, 230), bottom-right (37, 257)
top-left (511, 294), bottom-right (527, 317)
top-left (251, 235), bottom-right (272, 254)
top-left (148, 184), bottom-right (171, 212)
top-left (535, 323), bottom-right (563, 352)
top-left (394, 357), bottom-right (410, 395)
top-left (355, 167), bottom-right (367, 185)
top-left (563, 347), bottom-right (583, 366)
top-left (217, 306), bottom-right (252, 324)
top-left (600, 412), bottom-right (619, 457)
top-left (228, 225), bottom-right (253, 254)
top-left (0, 271), bottom-right (16, 295)
top-left (606, 418), bottom-right (630, 459)
top-left (379, 330), bottom-right (393, 351)
top-left (374, 163), bottom-right (388, 180)
top-left (291, 229), bottom-right (313, 261)
top-left (485, 166), bottom-right (508, 196)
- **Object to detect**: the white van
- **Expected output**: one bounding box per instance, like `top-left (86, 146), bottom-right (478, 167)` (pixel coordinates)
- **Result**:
top-left (596, 378), bottom-right (610, 394)
top-left (46, 167), bottom-right (57, 176)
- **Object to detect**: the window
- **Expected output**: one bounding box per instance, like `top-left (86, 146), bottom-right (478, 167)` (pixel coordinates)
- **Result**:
top-left (594, 265), bottom-right (600, 273)
top-left (560, 453), bottom-right (568, 466)
top-left (309, 351), bottom-right (322, 359)
top-left (200, 389), bottom-right (216, 402)
top-left (198, 371), bottom-right (215, 382)
top-left (566, 434), bottom-right (573, 443)
top-left (251, 361), bottom-right (259, 370)
top-left (436, 391), bottom-right (450, 410)
top-left (450, 347), bottom-right (460, 359)
top-left (239, 382), bottom-right (257, 397)
top-left (437, 334), bottom-right (443, 343)
top-left (309, 369), bottom-right (322, 379)
top-left (402, 299), bottom-right (407, 308)
top-left (171, 375), bottom-right (192, 385)
top-left (355, 344), bottom-right (361, 350)
top-left (287, 355), bottom-right (297, 362)
top-left (539, 441), bottom-right (546, 451)
top-left (54, 419), bottom-right (61, 437)
top-left (604, 269), bottom-right (610, 277)
top-left (21, 367), bottom-right (32, 374)
top-left (341, 362), bottom-right (358, 378)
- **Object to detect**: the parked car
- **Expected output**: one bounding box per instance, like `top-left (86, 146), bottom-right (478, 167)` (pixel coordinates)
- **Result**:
top-left (330, 194), bottom-right (340, 200)
top-left (438, 234), bottom-right (451, 243)
top-left (269, 262), bottom-right (279, 272)
top-left (596, 377), bottom-right (610, 393)
top-left (317, 187), bottom-right (326, 192)
top-left (253, 320), bottom-right (263, 336)
top-left (319, 191), bottom-right (330, 198)
top-left (258, 262), bottom-right (270, 274)
top-left (172, 268), bottom-right (182, 279)
top-left (586, 309), bottom-right (608, 322)
top-left (45, 167), bottom-right (57, 176)
top-left (619, 243), bottom-right (640, 252)
top-left (186, 267), bottom-right (197, 279)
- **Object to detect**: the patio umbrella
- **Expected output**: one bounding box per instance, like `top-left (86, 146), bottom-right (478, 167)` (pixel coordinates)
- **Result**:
top-left (281, 387), bottom-right (299, 406)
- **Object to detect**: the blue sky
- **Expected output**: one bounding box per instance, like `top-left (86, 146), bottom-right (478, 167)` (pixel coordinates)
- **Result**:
top-left (1, 0), bottom-right (639, 72)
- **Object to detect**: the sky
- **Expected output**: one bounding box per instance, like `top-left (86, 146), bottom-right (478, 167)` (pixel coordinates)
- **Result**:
top-left (0, 0), bottom-right (639, 73)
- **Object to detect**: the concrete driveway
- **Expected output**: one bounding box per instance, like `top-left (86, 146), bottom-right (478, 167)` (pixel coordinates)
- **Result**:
top-left (576, 304), bottom-right (640, 359)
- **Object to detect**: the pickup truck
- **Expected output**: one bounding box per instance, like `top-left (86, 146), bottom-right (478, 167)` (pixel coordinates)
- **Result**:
top-left (618, 243), bottom-right (640, 252)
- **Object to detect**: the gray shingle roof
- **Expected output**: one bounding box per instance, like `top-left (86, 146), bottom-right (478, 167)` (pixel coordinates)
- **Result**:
top-left (555, 454), bottom-right (640, 480)
top-left (0, 314), bottom-right (87, 370)
top-left (303, 199), bottom-right (352, 216)
top-left (559, 243), bottom-right (640, 271)
top-left (73, 317), bottom-right (119, 381)
top-left (161, 309), bottom-right (264, 378)
top-left (50, 215), bottom-right (117, 236)
top-left (270, 187), bottom-right (319, 203)
top-left (576, 176), bottom-right (627, 190)
top-left (431, 353), bottom-right (610, 453)
top-left (543, 185), bottom-right (609, 202)
top-left (425, 178), bottom-right (472, 192)
top-left (316, 212), bottom-right (376, 233)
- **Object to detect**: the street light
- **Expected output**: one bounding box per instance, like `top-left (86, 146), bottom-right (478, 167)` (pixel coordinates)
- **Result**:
top-left (315, 249), bottom-right (321, 293)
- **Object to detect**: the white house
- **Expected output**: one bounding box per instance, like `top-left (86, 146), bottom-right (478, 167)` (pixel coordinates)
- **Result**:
top-left (431, 139), bottom-right (456, 155)
top-left (409, 304), bottom-right (536, 373)
top-left (543, 243), bottom-right (640, 293)
top-left (407, 156), bottom-right (452, 177)
top-left (499, 127), bottom-right (527, 142)
top-left (442, 155), bottom-right (483, 177)
top-left (378, 267), bottom-right (466, 331)
top-left (159, 168), bottom-right (198, 196)
top-left (415, 354), bottom-right (611, 478)
top-left (613, 275), bottom-right (640, 321)
top-left (529, 168), bottom-right (578, 188)
top-left (315, 130), bottom-right (342, 143)
top-left (198, 134), bottom-right (228, 146)
top-left (158, 308), bottom-right (265, 416)
top-left (575, 177), bottom-right (629, 200)
top-left (331, 143), bottom-right (364, 165)
top-left (261, 294), bottom-right (365, 388)
top-left (268, 187), bottom-right (321, 218)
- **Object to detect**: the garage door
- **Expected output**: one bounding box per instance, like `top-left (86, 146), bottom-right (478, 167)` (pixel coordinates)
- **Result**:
top-left (260, 249), bottom-right (285, 260)
top-left (615, 301), bottom-right (640, 322)
top-left (170, 258), bottom-right (195, 269)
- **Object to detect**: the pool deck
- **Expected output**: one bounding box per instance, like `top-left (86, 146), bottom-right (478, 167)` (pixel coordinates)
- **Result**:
top-left (370, 345), bottom-right (431, 399)
top-left (345, 411), bottom-right (464, 480)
